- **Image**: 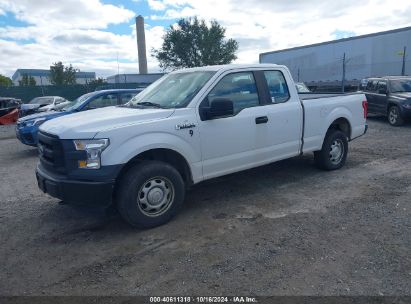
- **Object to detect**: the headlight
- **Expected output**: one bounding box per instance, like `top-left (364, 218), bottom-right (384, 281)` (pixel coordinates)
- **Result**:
top-left (26, 118), bottom-right (46, 127)
top-left (73, 139), bottom-right (109, 169)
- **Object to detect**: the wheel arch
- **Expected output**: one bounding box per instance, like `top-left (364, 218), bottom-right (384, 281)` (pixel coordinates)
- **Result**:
top-left (115, 148), bottom-right (193, 191)
top-left (327, 117), bottom-right (352, 140)
top-left (387, 101), bottom-right (399, 113)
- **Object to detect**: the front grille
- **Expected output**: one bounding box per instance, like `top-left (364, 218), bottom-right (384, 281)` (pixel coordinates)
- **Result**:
top-left (38, 131), bottom-right (66, 173)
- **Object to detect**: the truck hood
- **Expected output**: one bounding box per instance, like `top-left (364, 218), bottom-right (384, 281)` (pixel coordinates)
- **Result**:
top-left (18, 110), bottom-right (64, 123)
top-left (40, 106), bottom-right (175, 139)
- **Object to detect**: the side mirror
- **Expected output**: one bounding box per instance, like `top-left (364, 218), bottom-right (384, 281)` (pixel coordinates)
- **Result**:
top-left (205, 98), bottom-right (234, 119)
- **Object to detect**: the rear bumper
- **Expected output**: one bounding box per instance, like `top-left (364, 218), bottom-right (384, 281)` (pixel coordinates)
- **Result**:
top-left (36, 164), bottom-right (115, 207)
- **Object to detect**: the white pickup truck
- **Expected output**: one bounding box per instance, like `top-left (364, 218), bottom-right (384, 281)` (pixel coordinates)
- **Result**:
top-left (36, 64), bottom-right (368, 228)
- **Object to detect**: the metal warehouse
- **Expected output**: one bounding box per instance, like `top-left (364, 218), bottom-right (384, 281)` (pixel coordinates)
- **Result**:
top-left (259, 26), bottom-right (411, 87)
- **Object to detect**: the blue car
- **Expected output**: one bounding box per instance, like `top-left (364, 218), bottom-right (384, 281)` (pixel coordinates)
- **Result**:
top-left (16, 89), bottom-right (142, 146)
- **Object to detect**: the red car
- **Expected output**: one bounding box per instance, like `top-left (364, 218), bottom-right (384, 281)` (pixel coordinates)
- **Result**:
top-left (0, 97), bottom-right (21, 125)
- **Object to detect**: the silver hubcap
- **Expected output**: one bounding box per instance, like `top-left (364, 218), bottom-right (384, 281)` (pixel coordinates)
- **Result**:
top-left (389, 108), bottom-right (398, 124)
top-left (137, 177), bottom-right (174, 217)
top-left (329, 139), bottom-right (344, 165)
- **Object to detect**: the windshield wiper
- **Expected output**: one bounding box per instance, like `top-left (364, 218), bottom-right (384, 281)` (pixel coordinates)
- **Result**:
top-left (136, 101), bottom-right (164, 108)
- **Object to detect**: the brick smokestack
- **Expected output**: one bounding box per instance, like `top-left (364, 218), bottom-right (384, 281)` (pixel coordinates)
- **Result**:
top-left (136, 15), bottom-right (148, 74)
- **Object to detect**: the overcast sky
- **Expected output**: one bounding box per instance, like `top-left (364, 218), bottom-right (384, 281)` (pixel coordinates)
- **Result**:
top-left (1, 0), bottom-right (411, 78)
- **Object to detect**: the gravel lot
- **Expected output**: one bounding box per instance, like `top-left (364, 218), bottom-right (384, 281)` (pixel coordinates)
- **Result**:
top-left (0, 116), bottom-right (410, 296)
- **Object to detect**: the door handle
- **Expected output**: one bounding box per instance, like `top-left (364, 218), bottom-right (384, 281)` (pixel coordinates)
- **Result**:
top-left (255, 116), bottom-right (268, 124)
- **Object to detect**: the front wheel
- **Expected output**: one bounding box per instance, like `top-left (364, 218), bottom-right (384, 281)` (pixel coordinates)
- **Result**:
top-left (314, 130), bottom-right (348, 170)
top-left (388, 106), bottom-right (404, 126)
top-left (116, 161), bottom-right (185, 228)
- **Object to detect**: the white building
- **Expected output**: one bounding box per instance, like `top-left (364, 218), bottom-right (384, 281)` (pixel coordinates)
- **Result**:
top-left (106, 73), bottom-right (164, 84)
top-left (12, 69), bottom-right (96, 86)
top-left (260, 26), bottom-right (411, 87)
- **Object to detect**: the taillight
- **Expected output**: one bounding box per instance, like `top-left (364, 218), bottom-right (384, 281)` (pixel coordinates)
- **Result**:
top-left (362, 100), bottom-right (368, 119)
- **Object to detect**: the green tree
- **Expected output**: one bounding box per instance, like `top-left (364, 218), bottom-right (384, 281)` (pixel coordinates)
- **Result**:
top-left (152, 17), bottom-right (239, 70)
top-left (18, 74), bottom-right (36, 86)
top-left (0, 74), bottom-right (13, 87)
top-left (49, 62), bottom-right (78, 85)
top-left (64, 64), bottom-right (77, 85)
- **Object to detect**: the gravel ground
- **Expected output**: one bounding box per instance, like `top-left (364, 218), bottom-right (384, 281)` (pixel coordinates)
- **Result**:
top-left (0, 116), bottom-right (410, 296)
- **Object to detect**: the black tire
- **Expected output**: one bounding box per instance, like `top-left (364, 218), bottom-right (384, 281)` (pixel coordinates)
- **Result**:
top-left (387, 105), bottom-right (404, 126)
top-left (116, 161), bottom-right (185, 228)
top-left (314, 129), bottom-right (348, 170)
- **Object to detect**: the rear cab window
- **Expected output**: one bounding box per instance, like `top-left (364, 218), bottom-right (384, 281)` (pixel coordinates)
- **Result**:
top-left (263, 70), bottom-right (290, 103)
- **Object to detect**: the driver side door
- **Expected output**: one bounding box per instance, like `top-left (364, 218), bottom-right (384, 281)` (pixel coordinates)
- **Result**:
top-left (198, 71), bottom-right (265, 180)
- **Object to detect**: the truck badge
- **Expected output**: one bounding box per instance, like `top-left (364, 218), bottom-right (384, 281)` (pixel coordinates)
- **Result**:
top-left (175, 122), bottom-right (196, 130)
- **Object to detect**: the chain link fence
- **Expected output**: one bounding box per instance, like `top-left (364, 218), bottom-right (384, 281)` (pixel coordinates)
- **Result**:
top-left (0, 83), bottom-right (149, 103)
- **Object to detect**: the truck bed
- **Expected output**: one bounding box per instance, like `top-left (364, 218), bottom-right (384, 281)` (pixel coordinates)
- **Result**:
top-left (299, 92), bottom-right (362, 100)
top-left (300, 92), bottom-right (367, 153)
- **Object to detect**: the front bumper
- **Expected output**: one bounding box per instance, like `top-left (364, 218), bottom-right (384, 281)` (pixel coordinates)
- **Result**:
top-left (36, 164), bottom-right (115, 207)
top-left (399, 106), bottom-right (411, 119)
top-left (15, 125), bottom-right (38, 146)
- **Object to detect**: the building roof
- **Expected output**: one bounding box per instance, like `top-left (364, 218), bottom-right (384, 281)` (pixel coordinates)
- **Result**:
top-left (259, 26), bottom-right (411, 59)
top-left (106, 73), bottom-right (164, 79)
top-left (12, 69), bottom-right (96, 81)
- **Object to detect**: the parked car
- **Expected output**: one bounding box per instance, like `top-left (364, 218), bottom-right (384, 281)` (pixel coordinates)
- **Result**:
top-left (19, 96), bottom-right (69, 117)
top-left (295, 82), bottom-right (311, 93)
top-left (0, 97), bottom-right (21, 125)
top-left (38, 98), bottom-right (71, 112)
top-left (363, 76), bottom-right (411, 126)
top-left (16, 89), bottom-right (141, 146)
top-left (35, 64), bottom-right (368, 228)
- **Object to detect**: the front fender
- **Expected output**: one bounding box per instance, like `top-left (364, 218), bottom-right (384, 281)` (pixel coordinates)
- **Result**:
top-left (106, 132), bottom-right (198, 164)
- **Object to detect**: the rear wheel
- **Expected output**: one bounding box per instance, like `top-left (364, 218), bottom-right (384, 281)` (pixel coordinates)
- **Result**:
top-left (388, 105), bottom-right (404, 126)
top-left (116, 161), bottom-right (185, 228)
top-left (314, 130), bottom-right (348, 170)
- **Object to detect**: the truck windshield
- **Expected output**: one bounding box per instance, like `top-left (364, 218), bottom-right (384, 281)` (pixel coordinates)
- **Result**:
top-left (62, 92), bottom-right (95, 111)
top-left (128, 71), bottom-right (216, 108)
top-left (390, 79), bottom-right (411, 93)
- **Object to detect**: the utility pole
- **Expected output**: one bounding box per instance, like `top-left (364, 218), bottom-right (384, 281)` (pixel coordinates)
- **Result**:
top-left (297, 68), bottom-right (300, 82)
top-left (40, 76), bottom-right (45, 96)
top-left (342, 52), bottom-right (346, 93)
top-left (116, 52), bottom-right (120, 87)
top-left (401, 46), bottom-right (406, 76)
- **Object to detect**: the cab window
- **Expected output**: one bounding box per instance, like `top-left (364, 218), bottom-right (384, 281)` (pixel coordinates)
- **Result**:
top-left (119, 92), bottom-right (138, 105)
top-left (86, 93), bottom-right (118, 109)
top-left (263, 70), bottom-right (290, 103)
top-left (377, 81), bottom-right (387, 94)
top-left (205, 72), bottom-right (259, 115)
top-left (365, 80), bottom-right (378, 92)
